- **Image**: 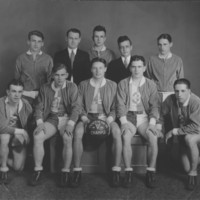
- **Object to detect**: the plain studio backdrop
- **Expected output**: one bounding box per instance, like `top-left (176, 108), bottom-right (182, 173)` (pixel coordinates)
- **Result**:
top-left (0, 0), bottom-right (199, 96)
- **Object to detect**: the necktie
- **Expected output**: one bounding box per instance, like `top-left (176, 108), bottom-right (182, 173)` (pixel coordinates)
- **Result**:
top-left (70, 50), bottom-right (75, 68)
top-left (70, 50), bottom-right (75, 82)
top-left (178, 105), bottom-right (185, 128)
top-left (124, 57), bottom-right (129, 68)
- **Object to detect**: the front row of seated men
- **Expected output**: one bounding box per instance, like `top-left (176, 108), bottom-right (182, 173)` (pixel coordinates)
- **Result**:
top-left (0, 56), bottom-right (200, 191)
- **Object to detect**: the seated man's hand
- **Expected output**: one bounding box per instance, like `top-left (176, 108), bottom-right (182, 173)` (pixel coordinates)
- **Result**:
top-left (121, 122), bottom-right (136, 136)
top-left (64, 124), bottom-right (74, 137)
top-left (165, 130), bottom-right (173, 144)
top-left (146, 124), bottom-right (163, 138)
top-left (33, 123), bottom-right (46, 135)
top-left (22, 129), bottom-right (30, 144)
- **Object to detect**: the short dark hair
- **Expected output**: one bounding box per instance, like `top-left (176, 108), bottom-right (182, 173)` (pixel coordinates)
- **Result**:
top-left (52, 63), bottom-right (67, 74)
top-left (157, 33), bottom-right (172, 43)
top-left (131, 55), bottom-right (146, 66)
top-left (117, 35), bottom-right (132, 46)
top-left (28, 30), bottom-right (44, 41)
top-left (66, 28), bottom-right (81, 37)
top-left (91, 57), bottom-right (107, 68)
top-left (7, 79), bottom-right (24, 90)
top-left (173, 78), bottom-right (191, 89)
top-left (93, 25), bottom-right (106, 35)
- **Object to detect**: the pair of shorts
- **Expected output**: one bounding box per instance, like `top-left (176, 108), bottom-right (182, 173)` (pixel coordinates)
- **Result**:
top-left (127, 111), bottom-right (148, 128)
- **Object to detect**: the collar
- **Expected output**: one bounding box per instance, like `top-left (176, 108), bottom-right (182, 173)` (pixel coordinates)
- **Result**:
top-left (26, 50), bottom-right (43, 55)
top-left (158, 52), bottom-right (172, 60)
top-left (5, 97), bottom-right (23, 112)
top-left (183, 94), bottom-right (191, 106)
top-left (51, 81), bottom-right (66, 91)
top-left (68, 48), bottom-right (77, 55)
top-left (121, 55), bottom-right (131, 63)
top-left (129, 76), bottom-right (145, 87)
top-left (90, 78), bottom-right (106, 88)
top-left (92, 45), bottom-right (106, 52)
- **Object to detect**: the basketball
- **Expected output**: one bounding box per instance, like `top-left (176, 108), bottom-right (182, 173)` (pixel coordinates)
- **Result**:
top-left (86, 119), bottom-right (109, 140)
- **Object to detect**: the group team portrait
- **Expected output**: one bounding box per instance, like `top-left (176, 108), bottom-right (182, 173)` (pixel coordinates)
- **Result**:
top-left (0, 0), bottom-right (200, 200)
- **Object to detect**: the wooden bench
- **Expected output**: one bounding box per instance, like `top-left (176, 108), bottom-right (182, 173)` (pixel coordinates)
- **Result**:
top-left (50, 134), bottom-right (147, 174)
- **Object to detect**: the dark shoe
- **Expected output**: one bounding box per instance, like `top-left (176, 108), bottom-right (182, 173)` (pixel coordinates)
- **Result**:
top-left (146, 171), bottom-right (157, 188)
top-left (111, 171), bottom-right (120, 187)
top-left (59, 172), bottom-right (70, 188)
top-left (71, 171), bottom-right (82, 188)
top-left (0, 171), bottom-right (8, 184)
top-left (186, 175), bottom-right (197, 191)
top-left (123, 171), bottom-right (133, 188)
top-left (29, 171), bottom-right (43, 186)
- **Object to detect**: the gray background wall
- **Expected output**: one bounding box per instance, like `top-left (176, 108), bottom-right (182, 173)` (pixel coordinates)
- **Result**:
top-left (0, 0), bottom-right (199, 96)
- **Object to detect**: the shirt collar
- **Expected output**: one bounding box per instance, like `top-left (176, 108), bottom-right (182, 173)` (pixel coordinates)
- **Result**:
top-left (26, 50), bottom-right (43, 55)
top-left (68, 48), bottom-right (77, 55)
top-left (158, 52), bottom-right (172, 60)
top-left (5, 97), bottom-right (23, 112)
top-left (90, 78), bottom-right (106, 88)
top-left (92, 45), bottom-right (106, 52)
top-left (51, 81), bottom-right (66, 91)
top-left (129, 76), bottom-right (146, 87)
top-left (121, 55), bottom-right (131, 63)
top-left (183, 94), bottom-right (191, 106)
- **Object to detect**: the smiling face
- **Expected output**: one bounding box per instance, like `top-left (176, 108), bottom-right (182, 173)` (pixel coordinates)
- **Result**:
top-left (27, 35), bottom-right (44, 53)
top-left (7, 85), bottom-right (23, 104)
top-left (174, 83), bottom-right (190, 105)
top-left (119, 40), bottom-right (132, 58)
top-left (53, 68), bottom-right (68, 87)
top-left (66, 31), bottom-right (81, 49)
top-left (93, 31), bottom-right (106, 47)
top-left (91, 61), bottom-right (107, 80)
top-left (158, 38), bottom-right (173, 56)
top-left (129, 60), bottom-right (146, 79)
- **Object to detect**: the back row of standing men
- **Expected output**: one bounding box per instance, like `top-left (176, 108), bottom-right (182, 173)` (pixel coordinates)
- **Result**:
top-left (1, 25), bottom-right (200, 191)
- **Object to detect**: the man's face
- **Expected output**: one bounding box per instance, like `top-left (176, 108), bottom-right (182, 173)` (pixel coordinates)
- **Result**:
top-left (158, 38), bottom-right (172, 56)
top-left (66, 31), bottom-right (81, 49)
top-left (53, 68), bottom-right (68, 87)
top-left (7, 85), bottom-right (23, 104)
top-left (91, 61), bottom-right (107, 80)
top-left (27, 35), bottom-right (44, 53)
top-left (174, 83), bottom-right (190, 105)
top-left (130, 60), bottom-right (146, 79)
top-left (93, 31), bottom-right (106, 47)
top-left (119, 40), bottom-right (132, 58)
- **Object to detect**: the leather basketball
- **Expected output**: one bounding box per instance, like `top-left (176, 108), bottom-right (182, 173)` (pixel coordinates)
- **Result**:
top-left (86, 119), bottom-right (109, 139)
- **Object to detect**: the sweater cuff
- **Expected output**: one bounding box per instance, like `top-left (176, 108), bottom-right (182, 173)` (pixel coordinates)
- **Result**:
top-left (149, 118), bottom-right (156, 126)
top-left (107, 116), bottom-right (114, 124)
top-left (68, 120), bottom-right (75, 127)
top-left (120, 116), bottom-right (128, 124)
top-left (172, 128), bottom-right (179, 135)
top-left (81, 115), bottom-right (89, 123)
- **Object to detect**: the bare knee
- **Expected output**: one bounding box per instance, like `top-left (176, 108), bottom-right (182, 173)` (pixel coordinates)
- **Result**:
top-left (0, 134), bottom-right (10, 146)
top-left (146, 132), bottom-right (157, 146)
top-left (74, 123), bottom-right (84, 140)
top-left (33, 132), bottom-right (45, 145)
top-left (62, 134), bottom-right (73, 146)
top-left (111, 124), bottom-right (121, 141)
top-left (184, 135), bottom-right (196, 147)
top-left (122, 133), bottom-right (132, 146)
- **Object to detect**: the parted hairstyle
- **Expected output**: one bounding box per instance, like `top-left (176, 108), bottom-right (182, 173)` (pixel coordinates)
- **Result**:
top-left (173, 78), bottom-right (191, 89)
top-left (157, 33), bottom-right (172, 43)
top-left (66, 28), bottom-right (81, 37)
top-left (7, 79), bottom-right (24, 90)
top-left (28, 30), bottom-right (44, 41)
top-left (90, 57), bottom-right (107, 68)
top-left (131, 55), bottom-right (146, 66)
top-left (117, 35), bottom-right (132, 46)
top-left (52, 63), bottom-right (68, 74)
